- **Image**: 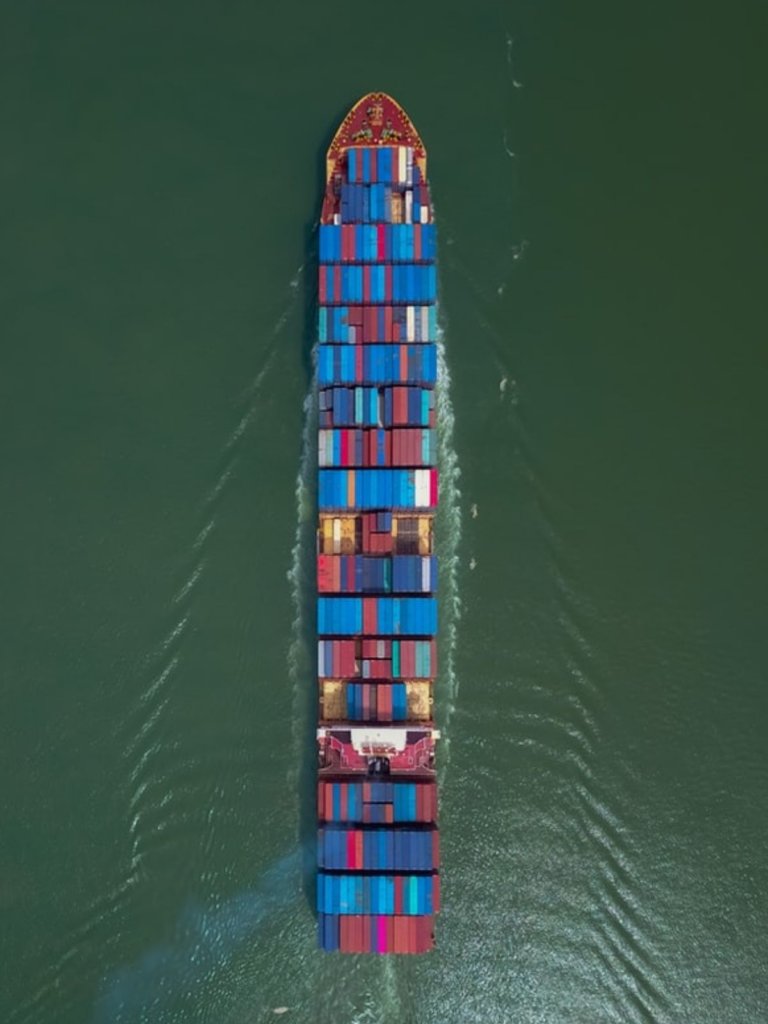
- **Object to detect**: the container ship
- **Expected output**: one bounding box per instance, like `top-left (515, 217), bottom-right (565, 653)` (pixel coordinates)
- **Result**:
top-left (316, 93), bottom-right (440, 954)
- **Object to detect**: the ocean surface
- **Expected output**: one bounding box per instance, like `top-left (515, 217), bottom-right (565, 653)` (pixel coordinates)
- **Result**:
top-left (1, 2), bottom-right (766, 1022)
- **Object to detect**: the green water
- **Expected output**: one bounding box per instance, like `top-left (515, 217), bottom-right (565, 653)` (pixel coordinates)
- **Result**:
top-left (2, 2), bottom-right (766, 1022)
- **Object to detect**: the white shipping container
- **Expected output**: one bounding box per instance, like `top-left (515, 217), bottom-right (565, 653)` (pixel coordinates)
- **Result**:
top-left (419, 206), bottom-right (429, 224)
top-left (319, 431), bottom-right (327, 466)
top-left (422, 557), bottom-right (430, 592)
top-left (406, 306), bottom-right (415, 342)
top-left (348, 325), bottom-right (356, 344)
top-left (318, 643), bottom-right (325, 677)
top-left (405, 190), bottom-right (413, 224)
top-left (415, 469), bottom-right (429, 507)
top-left (333, 518), bottom-right (341, 554)
top-left (333, 213), bottom-right (341, 225)
top-left (398, 147), bottom-right (407, 184)
top-left (420, 306), bottom-right (429, 341)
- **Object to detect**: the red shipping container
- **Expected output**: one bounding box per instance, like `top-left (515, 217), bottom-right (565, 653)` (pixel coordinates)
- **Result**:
top-left (415, 917), bottom-right (428, 954)
top-left (400, 917), bottom-right (410, 955)
top-left (324, 784), bottom-right (333, 822)
top-left (362, 639), bottom-right (376, 659)
top-left (317, 781), bottom-right (325, 817)
top-left (417, 917), bottom-right (433, 953)
top-left (350, 305), bottom-right (363, 326)
top-left (430, 468), bottom-right (438, 506)
top-left (384, 305), bottom-right (393, 343)
top-left (317, 555), bottom-right (332, 592)
top-left (379, 684), bottom-right (392, 723)
top-left (408, 917), bottom-right (418, 955)
top-left (372, 306), bottom-right (380, 343)
top-left (394, 916), bottom-right (407, 953)
top-left (363, 597), bottom-right (377, 634)
top-left (319, 266), bottom-right (327, 303)
top-left (362, 781), bottom-right (371, 802)
top-left (333, 266), bottom-right (342, 304)
top-left (384, 803), bottom-right (394, 823)
top-left (339, 916), bottom-right (349, 952)
top-left (399, 345), bottom-right (407, 384)
top-left (423, 783), bottom-right (434, 823)
top-left (355, 345), bottom-right (363, 384)
top-left (370, 148), bottom-right (377, 184)
top-left (386, 915), bottom-right (395, 954)
top-left (346, 830), bottom-right (355, 869)
top-left (355, 830), bottom-right (364, 870)
top-left (414, 224), bottom-right (422, 261)
top-left (377, 224), bottom-right (386, 261)
top-left (341, 640), bottom-right (357, 677)
top-left (391, 387), bottom-right (401, 426)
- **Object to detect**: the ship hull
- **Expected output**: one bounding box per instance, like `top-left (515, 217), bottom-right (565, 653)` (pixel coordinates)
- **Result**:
top-left (315, 94), bottom-right (440, 954)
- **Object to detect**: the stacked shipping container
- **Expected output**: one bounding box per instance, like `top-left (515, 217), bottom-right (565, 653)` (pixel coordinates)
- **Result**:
top-left (317, 95), bottom-right (439, 954)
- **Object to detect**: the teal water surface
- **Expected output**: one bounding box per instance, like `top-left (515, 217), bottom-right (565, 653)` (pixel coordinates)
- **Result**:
top-left (1, 2), bottom-right (767, 1022)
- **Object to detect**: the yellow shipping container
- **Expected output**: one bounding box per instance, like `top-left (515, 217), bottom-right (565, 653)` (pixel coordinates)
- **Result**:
top-left (418, 516), bottom-right (432, 555)
top-left (340, 517), bottom-right (356, 554)
top-left (320, 680), bottom-right (345, 722)
top-left (405, 681), bottom-right (432, 720)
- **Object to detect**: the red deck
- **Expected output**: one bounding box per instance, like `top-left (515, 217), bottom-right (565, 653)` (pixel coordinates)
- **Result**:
top-left (322, 92), bottom-right (427, 222)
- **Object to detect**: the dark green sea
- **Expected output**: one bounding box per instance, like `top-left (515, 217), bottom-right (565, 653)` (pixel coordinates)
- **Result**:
top-left (2, 2), bottom-right (766, 1021)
